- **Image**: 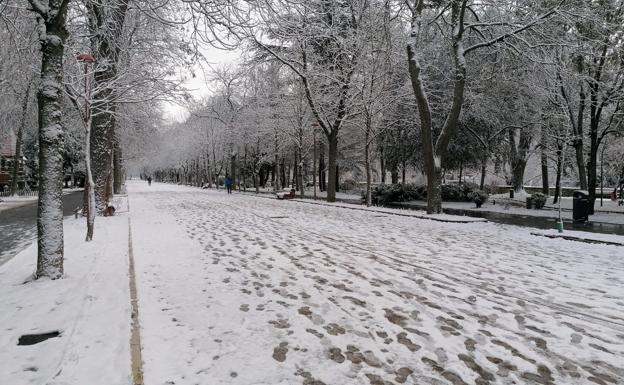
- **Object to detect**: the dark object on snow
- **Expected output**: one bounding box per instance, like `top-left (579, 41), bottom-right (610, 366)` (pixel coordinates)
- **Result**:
top-left (531, 193), bottom-right (547, 209)
top-left (18, 331), bottom-right (61, 346)
top-left (573, 190), bottom-right (590, 223)
top-left (509, 189), bottom-right (514, 199)
top-left (105, 204), bottom-right (116, 217)
top-left (526, 196), bottom-right (533, 209)
top-left (276, 188), bottom-right (296, 200)
top-left (147, 176), bottom-right (152, 186)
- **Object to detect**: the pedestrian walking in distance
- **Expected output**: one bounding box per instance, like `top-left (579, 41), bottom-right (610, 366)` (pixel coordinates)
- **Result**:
top-left (147, 176), bottom-right (152, 186)
top-left (224, 175), bottom-right (233, 194)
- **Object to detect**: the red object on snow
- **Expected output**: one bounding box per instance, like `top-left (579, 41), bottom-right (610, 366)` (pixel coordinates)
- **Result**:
top-left (76, 53), bottom-right (95, 63)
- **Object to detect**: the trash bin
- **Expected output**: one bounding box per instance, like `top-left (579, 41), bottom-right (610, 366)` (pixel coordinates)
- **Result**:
top-left (509, 189), bottom-right (514, 199)
top-left (573, 190), bottom-right (589, 223)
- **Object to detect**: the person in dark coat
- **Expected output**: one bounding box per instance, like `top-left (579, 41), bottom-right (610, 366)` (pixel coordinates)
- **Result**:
top-left (224, 175), bottom-right (233, 194)
top-left (147, 176), bottom-right (152, 186)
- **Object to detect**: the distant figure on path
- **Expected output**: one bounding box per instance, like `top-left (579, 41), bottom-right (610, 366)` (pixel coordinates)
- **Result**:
top-left (224, 175), bottom-right (233, 194)
top-left (147, 176), bottom-right (152, 186)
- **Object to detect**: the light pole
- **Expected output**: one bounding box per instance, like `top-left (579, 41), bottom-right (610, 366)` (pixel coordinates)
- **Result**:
top-left (557, 138), bottom-right (566, 233)
top-left (77, 53), bottom-right (95, 118)
top-left (600, 143), bottom-right (607, 207)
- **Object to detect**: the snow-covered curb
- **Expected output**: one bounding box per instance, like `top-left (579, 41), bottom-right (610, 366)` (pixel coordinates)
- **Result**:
top-left (531, 229), bottom-right (624, 247)
top-left (288, 198), bottom-right (487, 223)
top-left (0, 211), bottom-right (132, 385)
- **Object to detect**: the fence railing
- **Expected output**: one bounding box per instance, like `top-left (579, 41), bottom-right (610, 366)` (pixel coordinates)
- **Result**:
top-left (0, 189), bottom-right (38, 198)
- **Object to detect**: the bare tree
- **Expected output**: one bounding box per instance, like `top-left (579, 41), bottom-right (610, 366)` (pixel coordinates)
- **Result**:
top-left (405, 0), bottom-right (565, 213)
top-left (28, 0), bottom-right (71, 279)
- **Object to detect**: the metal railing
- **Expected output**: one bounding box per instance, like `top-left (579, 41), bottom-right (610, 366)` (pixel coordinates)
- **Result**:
top-left (0, 189), bottom-right (38, 197)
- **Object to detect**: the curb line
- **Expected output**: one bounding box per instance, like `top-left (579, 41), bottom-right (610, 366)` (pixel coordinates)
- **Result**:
top-left (128, 208), bottom-right (144, 384)
top-left (530, 232), bottom-right (624, 247)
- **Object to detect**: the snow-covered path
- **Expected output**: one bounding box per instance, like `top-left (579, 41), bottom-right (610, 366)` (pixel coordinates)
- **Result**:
top-left (128, 181), bottom-right (624, 385)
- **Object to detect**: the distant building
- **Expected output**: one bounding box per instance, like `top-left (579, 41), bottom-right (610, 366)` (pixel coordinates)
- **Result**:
top-left (0, 131), bottom-right (26, 190)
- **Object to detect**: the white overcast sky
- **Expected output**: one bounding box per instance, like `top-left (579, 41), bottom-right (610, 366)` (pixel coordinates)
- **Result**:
top-left (162, 45), bottom-right (241, 123)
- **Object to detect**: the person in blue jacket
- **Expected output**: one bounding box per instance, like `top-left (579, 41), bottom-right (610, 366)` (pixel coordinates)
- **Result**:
top-left (224, 175), bottom-right (233, 194)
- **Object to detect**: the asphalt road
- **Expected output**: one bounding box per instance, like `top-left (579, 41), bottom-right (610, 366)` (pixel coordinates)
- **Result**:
top-left (0, 191), bottom-right (83, 266)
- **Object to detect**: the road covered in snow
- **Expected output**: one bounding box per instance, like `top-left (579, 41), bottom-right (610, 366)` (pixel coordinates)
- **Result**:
top-left (128, 181), bottom-right (624, 385)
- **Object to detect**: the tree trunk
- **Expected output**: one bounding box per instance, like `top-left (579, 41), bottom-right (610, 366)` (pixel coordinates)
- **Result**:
top-left (11, 80), bottom-right (32, 196)
top-left (509, 126), bottom-right (532, 192)
top-left (35, 0), bottom-right (70, 279)
top-left (89, 0), bottom-right (129, 214)
top-left (587, 137), bottom-right (598, 215)
top-left (293, 152), bottom-right (298, 191)
top-left (365, 139), bottom-right (372, 206)
top-left (379, 142), bottom-right (386, 184)
top-left (541, 147), bottom-right (549, 195)
top-left (401, 161), bottom-right (406, 184)
top-left (313, 131), bottom-right (317, 199)
top-left (274, 131), bottom-right (280, 191)
top-left (573, 139), bottom-right (587, 190)
top-left (326, 131), bottom-right (338, 202)
top-left (553, 143), bottom-right (563, 204)
top-left (113, 137), bottom-right (123, 194)
top-left (85, 120), bottom-right (96, 242)
top-left (298, 161), bottom-right (304, 198)
top-left (480, 156), bottom-right (487, 190)
top-left (458, 161), bottom-right (463, 185)
top-left (407, 0), bottom-right (466, 214)
top-left (230, 153), bottom-right (237, 189)
top-left (391, 167), bottom-right (399, 184)
top-left (319, 141), bottom-right (326, 192)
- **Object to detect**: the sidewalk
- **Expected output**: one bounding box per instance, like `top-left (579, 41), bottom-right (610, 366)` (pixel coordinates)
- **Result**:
top-left (397, 199), bottom-right (624, 226)
top-left (0, 205), bottom-right (132, 385)
top-left (2, 182), bottom-right (623, 384)
top-left (127, 181), bottom-right (624, 385)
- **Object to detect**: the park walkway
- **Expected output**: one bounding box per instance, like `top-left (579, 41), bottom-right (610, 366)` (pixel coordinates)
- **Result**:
top-left (127, 181), bottom-right (624, 385)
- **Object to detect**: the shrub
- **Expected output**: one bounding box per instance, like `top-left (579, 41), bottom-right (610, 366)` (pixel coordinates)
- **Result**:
top-left (531, 192), bottom-right (547, 209)
top-left (340, 179), bottom-right (358, 191)
top-left (369, 182), bottom-right (485, 205)
top-left (442, 182), bottom-right (481, 202)
top-left (469, 190), bottom-right (489, 208)
top-left (369, 183), bottom-right (426, 205)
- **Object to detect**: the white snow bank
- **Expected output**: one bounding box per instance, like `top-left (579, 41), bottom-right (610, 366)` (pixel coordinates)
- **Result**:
top-left (0, 212), bottom-right (131, 385)
top-left (532, 228), bottom-right (624, 246)
top-left (289, 198), bottom-right (487, 223)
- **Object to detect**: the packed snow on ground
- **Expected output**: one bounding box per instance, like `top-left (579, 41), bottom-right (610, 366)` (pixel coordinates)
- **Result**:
top-left (0, 209), bottom-right (131, 385)
top-left (402, 198), bottom-right (624, 225)
top-left (129, 181), bottom-right (624, 385)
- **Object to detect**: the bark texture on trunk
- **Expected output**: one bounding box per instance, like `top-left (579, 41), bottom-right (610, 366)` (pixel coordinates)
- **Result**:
top-left (113, 137), bottom-right (123, 194)
top-left (540, 124), bottom-right (549, 195)
top-left (509, 126), bottom-right (532, 192)
top-left (33, 0), bottom-right (70, 279)
top-left (407, 0), bottom-right (465, 214)
top-left (553, 143), bottom-right (563, 204)
top-left (89, 0), bottom-right (129, 214)
top-left (326, 131), bottom-right (338, 202)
